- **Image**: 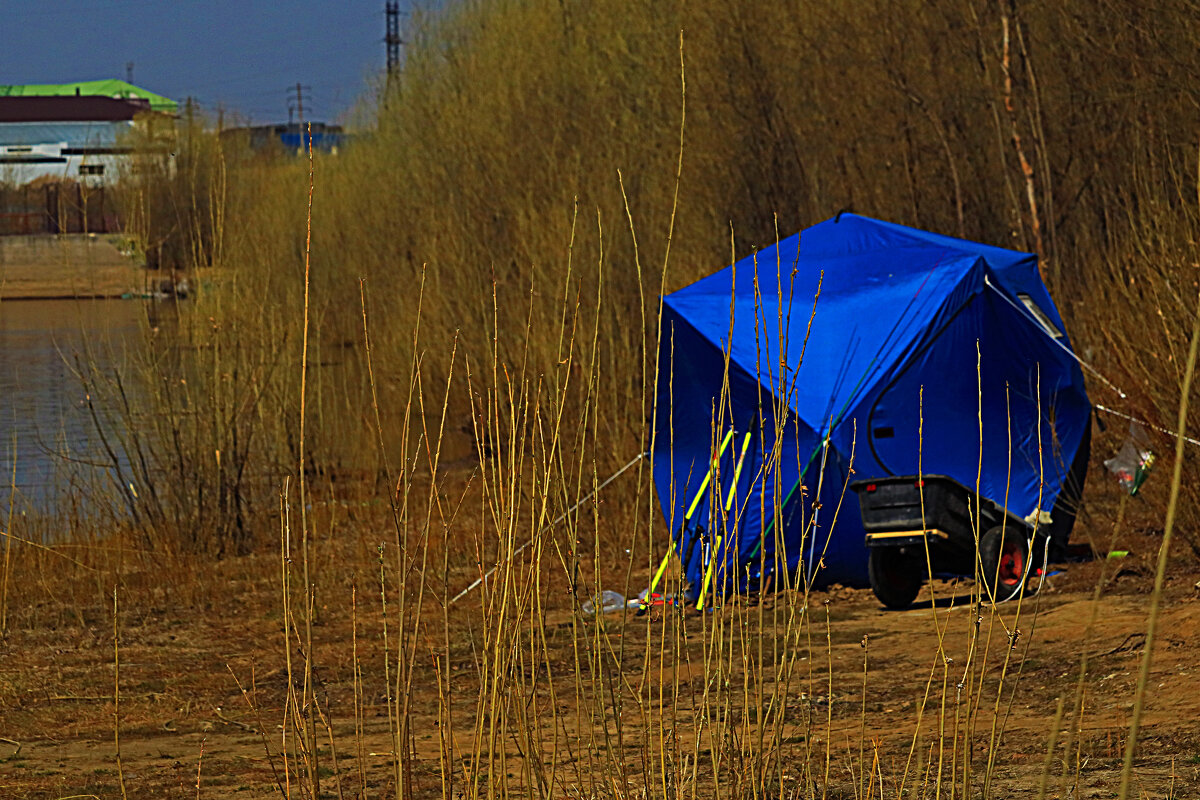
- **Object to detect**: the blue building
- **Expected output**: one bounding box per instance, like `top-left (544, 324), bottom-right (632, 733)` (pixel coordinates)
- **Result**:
top-left (221, 122), bottom-right (347, 155)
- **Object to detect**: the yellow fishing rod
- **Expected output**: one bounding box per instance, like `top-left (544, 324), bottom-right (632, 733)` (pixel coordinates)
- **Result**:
top-left (695, 429), bottom-right (753, 610)
top-left (639, 428), bottom-right (735, 612)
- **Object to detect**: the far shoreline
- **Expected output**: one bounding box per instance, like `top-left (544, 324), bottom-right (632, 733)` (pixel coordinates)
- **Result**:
top-left (0, 232), bottom-right (154, 300)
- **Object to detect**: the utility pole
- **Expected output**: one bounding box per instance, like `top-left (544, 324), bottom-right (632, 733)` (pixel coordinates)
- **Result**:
top-left (294, 82), bottom-right (305, 127)
top-left (125, 61), bottom-right (134, 83)
top-left (385, 2), bottom-right (402, 73)
top-left (287, 83), bottom-right (312, 151)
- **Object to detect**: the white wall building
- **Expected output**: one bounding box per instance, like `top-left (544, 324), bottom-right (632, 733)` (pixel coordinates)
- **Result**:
top-left (0, 89), bottom-right (174, 187)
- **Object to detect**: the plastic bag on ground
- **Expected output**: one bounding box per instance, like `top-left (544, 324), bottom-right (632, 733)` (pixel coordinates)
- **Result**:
top-left (582, 589), bottom-right (627, 615)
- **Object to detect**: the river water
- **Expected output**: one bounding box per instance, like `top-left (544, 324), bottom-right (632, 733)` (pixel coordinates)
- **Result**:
top-left (0, 299), bottom-right (153, 519)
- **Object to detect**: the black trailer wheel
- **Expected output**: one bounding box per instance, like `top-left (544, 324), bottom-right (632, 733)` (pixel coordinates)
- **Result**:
top-left (868, 548), bottom-right (923, 609)
top-left (980, 525), bottom-right (1030, 602)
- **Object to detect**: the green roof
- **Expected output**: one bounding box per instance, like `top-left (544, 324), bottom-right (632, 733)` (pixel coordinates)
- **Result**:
top-left (0, 79), bottom-right (177, 113)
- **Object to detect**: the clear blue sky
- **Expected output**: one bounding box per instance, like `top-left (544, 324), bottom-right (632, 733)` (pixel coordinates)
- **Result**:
top-left (2, 1), bottom-right (410, 125)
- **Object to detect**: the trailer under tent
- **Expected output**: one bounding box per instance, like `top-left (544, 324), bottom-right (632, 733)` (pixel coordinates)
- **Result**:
top-left (650, 214), bottom-right (1091, 603)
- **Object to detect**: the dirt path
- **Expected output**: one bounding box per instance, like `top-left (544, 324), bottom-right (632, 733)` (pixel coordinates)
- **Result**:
top-left (3, 539), bottom-right (1199, 799)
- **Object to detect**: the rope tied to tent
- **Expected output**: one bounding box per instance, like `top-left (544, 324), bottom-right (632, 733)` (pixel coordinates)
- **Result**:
top-left (983, 275), bottom-right (1127, 400)
top-left (449, 452), bottom-right (645, 605)
top-left (1093, 404), bottom-right (1200, 448)
top-left (983, 275), bottom-right (1200, 450)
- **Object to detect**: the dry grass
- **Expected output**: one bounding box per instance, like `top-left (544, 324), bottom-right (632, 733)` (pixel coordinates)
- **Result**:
top-left (98, 0), bottom-right (1200, 553)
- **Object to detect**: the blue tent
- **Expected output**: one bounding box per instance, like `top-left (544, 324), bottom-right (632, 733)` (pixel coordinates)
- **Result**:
top-left (651, 214), bottom-right (1090, 597)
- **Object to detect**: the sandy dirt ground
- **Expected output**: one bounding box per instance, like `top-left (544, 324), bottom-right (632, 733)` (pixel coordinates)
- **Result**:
top-left (2, 519), bottom-right (1198, 800)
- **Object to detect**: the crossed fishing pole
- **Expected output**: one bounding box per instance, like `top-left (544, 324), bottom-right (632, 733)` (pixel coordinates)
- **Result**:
top-left (642, 254), bottom-right (946, 610)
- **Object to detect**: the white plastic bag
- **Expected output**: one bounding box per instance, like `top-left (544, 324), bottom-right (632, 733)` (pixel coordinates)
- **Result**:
top-left (582, 589), bottom-right (627, 615)
top-left (1104, 422), bottom-right (1155, 495)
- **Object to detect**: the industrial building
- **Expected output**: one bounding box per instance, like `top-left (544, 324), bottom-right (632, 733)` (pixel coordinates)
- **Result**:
top-left (0, 80), bottom-right (176, 187)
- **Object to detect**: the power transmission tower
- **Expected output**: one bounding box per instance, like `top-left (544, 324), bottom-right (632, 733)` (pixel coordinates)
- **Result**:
top-left (287, 84), bottom-right (313, 151)
top-left (288, 84), bottom-right (313, 124)
top-left (385, 2), bottom-right (403, 72)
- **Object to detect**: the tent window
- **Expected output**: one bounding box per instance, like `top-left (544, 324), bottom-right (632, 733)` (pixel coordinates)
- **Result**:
top-left (1018, 293), bottom-right (1063, 339)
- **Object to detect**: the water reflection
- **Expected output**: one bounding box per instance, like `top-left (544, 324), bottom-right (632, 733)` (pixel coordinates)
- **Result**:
top-left (0, 299), bottom-right (158, 518)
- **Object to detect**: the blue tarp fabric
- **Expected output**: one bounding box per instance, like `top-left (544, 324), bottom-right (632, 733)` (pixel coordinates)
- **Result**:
top-left (651, 214), bottom-right (1090, 596)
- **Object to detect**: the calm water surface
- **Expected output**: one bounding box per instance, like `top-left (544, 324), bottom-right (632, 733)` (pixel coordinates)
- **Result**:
top-left (0, 299), bottom-right (155, 518)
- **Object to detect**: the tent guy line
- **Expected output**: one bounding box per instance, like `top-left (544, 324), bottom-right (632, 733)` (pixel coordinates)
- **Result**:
top-left (983, 275), bottom-right (1126, 399)
top-left (984, 275), bottom-right (1200, 449)
top-left (448, 452), bottom-right (646, 605)
top-left (1093, 404), bottom-right (1200, 449)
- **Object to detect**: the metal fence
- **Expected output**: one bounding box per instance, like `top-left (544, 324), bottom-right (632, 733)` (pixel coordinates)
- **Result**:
top-left (0, 183), bottom-right (121, 236)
